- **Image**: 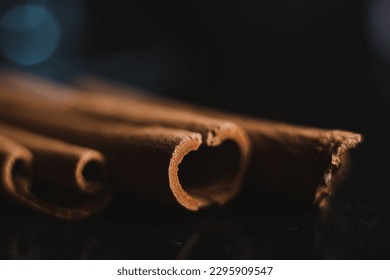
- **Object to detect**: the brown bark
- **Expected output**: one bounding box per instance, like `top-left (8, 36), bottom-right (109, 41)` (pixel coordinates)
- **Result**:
top-left (0, 76), bottom-right (250, 211)
top-left (0, 133), bottom-right (111, 219)
top-left (0, 134), bottom-right (32, 201)
top-left (0, 71), bottom-right (362, 208)
top-left (0, 122), bottom-right (106, 194)
top-left (73, 77), bottom-right (362, 208)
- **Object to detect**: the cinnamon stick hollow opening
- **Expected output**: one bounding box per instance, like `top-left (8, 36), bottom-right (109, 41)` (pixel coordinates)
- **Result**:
top-left (169, 132), bottom-right (247, 211)
top-left (81, 160), bottom-right (103, 184)
top-left (179, 140), bottom-right (241, 195)
top-left (314, 132), bottom-right (362, 208)
top-left (11, 158), bottom-right (31, 191)
top-left (75, 152), bottom-right (106, 194)
top-left (6, 156), bottom-right (32, 195)
top-left (29, 150), bottom-right (107, 209)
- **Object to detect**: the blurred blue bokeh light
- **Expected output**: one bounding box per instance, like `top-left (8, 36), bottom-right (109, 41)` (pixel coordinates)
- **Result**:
top-left (367, 0), bottom-right (390, 64)
top-left (0, 4), bottom-right (60, 65)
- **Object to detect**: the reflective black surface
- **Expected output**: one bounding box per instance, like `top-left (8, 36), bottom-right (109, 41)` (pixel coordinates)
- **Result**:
top-left (1, 147), bottom-right (389, 260)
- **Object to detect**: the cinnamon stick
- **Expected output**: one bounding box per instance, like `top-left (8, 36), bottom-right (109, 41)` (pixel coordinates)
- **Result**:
top-left (0, 134), bottom-right (32, 201)
top-left (0, 122), bottom-right (106, 194)
top-left (0, 80), bottom-right (250, 211)
top-left (72, 77), bottom-right (362, 208)
top-left (0, 133), bottom-right (110, 220)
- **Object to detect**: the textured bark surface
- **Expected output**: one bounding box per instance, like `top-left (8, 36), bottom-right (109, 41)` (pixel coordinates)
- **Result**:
top-left (0, 76), bottom-right (250, 212)
top-left (0, 134), bottom-right (112, 219)
top-left (0, 71), bottom-right (362, 213)
top-left (74, 77), bottom-right (363, 208)
top-left (0, 122), bottom-right (106, 194)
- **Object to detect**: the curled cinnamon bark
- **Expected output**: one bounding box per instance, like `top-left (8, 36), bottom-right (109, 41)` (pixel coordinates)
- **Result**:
top-left (74, 77), bottom-right (362, 208)
top-left (0, 122), bottom-right (106, 194)
top-left (0, 134), bottom-right (111, 219)
top-left (0, 79), bottom-right (249, 210)
top-left (0, 71), bottom-right (362, 208)
top-left (0, 134), bottom-right (32, 199)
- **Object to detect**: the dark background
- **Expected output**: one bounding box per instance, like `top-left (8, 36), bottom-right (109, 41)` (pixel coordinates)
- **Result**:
top-left (0, 0), bottom-right (389, 259)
